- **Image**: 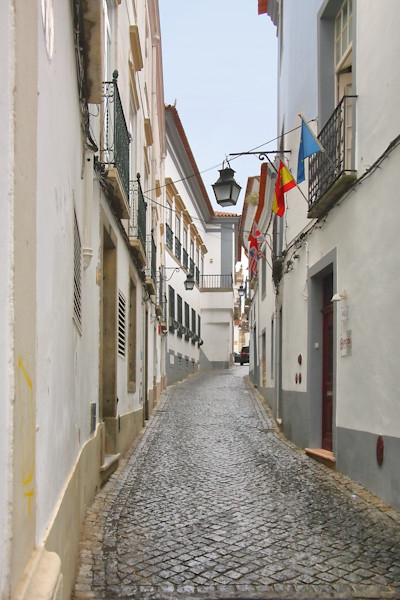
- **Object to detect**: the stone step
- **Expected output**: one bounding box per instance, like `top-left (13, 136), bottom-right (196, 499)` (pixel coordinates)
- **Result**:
top-left (305, 447), bottom-right (336, 469)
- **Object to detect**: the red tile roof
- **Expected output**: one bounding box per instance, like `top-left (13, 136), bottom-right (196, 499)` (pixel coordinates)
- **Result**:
top-left (258, 0), bottom-right (268, 15)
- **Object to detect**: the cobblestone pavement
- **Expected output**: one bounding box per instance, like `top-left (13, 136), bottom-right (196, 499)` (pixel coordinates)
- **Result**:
top-left (73, 368), bottom-right (400, 599)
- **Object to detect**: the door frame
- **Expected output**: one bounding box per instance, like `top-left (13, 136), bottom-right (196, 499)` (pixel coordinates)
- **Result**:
top-left (308, 249), bottom-right (337, 452)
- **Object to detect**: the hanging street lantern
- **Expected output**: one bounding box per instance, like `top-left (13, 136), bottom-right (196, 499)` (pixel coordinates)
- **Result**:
top-left (212, 166), bottom-right (242, 207)
top-left (184, 272), bottom-right (195, 291)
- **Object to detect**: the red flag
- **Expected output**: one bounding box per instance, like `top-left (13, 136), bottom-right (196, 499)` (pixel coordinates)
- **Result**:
top-left (248, 221), bottom-right (265, 276)
top-left (272, 160), bottom-right (296, 217)
top-left (249, 222), bottom-right (265, 258)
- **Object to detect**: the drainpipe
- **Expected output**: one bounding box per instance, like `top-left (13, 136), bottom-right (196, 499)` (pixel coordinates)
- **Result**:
top-left (275, 300), bottom-right (282, 425)
top-left (83, 149), bottom-right (94, 269)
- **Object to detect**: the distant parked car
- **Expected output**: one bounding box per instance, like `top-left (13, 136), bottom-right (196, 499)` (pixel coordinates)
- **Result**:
top-left (234, 352), bottom-right (241, 364)
top-left (240, 345), bottom-right (249, 365)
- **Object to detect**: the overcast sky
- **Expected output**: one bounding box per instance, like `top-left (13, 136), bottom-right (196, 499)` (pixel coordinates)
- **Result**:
top-left (159, 0), bottom-right (278, 214)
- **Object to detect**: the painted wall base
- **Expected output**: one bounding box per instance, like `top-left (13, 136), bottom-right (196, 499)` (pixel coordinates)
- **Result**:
top-left (13, 405), bottom-right (147, 600)
top-left (148, 379), bottom-right (163, 418)
top-left (255, 384), bottom-right (311, 450)
top-left (119, 408), bottom-right (144, 456)
top-left (166, 351), bottom-right (199, 386)
top-left (14, 547), bottom-right (63, 600)
top-left (199, 349), bottom-right (229, 372)
top-left (337, 427), bottom-right (400, 511)
top-left (13, 428), bottom-right (102, 600)
top-left (250, 377), bottom-right (400, 512)
top-left (279, 389), bottom-right (312, 450)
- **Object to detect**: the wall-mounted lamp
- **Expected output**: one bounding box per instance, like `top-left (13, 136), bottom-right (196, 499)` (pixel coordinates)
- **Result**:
top-left (162, 267), bottom-right (180, 282)
top-left (162, 266), bottom-right (195, 291)
top-left (238, 277), bottom-right (248, 299)
top-left (212, 151), bottom-right (291, 208)
top-left (331, 290), bottom-right (348, 302)
top-left (212, 165), bottom-right (242, 207)
top-left (184, 272), bottom-right (195, 291)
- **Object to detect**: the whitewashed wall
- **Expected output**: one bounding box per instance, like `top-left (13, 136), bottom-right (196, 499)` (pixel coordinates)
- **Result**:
top-left (35, 0), bottom-right (99, 541)
top-left (0, 2), bottom-right (14, 593)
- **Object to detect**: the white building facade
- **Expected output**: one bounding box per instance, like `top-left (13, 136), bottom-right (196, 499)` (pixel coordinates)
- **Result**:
top-left (164, 106), bottom-right (240, 381)
top-left (249, 0), bottom-right (400, 510)
top-left (1, 0), bottom-right (166, 598)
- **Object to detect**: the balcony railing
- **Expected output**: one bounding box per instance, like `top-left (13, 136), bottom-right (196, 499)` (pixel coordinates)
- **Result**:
top-left (155, 270), bottom-right (166, 324)
top-left (175, 237), bottom-right (182, 262)
top-left (165, 223), bottom-right (173, 251)
top-left (102, 72), bottom-right (130, 204)
top-left (145, 234), bottom-right (157, 295)
top-left (200, 274), bottom-right (233, 289)
top-left (308, 95), bottom-right (357, 218)
top-left (182, 248), bottom-right (188, 270)
top-left (129, 174), bottom-right (147, 267)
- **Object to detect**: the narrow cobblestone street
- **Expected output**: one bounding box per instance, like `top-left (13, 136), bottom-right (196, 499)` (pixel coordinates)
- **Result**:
top-left (73, 368), bottom-right (400, 599)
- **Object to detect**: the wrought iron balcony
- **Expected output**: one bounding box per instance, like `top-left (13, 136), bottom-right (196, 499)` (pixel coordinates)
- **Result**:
top-left (175, 237), bottom-right (182, 262)
top-left (156, 270), bottom-right (167, 324)
top-left (182, 248), bottom-right (188, 270)
top-left (165, 223), bottom-right (173, 251)
top-left (308, 95), bottom-right (357, 219)
top-left (145, 234), bottom-right (157, 296)
top-left (200, 274), bottom-right (233, 289)
top-left (129, 174), bottom-right (147, 267)
top-left (102, 71), bottom-right (130, 218)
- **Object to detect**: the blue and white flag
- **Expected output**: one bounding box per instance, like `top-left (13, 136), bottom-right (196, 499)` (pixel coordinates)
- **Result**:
top-left (297, 116), bottom-right (324, 183)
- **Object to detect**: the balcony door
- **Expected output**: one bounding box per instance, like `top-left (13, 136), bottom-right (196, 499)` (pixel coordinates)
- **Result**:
top-left (103, 0), bottom-right (114, 82)
top-left (337, 72), bottom-right (353, 169)
top-left (335, 0), bottom-right (353, 170)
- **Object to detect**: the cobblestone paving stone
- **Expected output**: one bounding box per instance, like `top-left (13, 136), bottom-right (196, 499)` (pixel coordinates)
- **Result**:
top-left (73, 368), bottom-right (400, 599)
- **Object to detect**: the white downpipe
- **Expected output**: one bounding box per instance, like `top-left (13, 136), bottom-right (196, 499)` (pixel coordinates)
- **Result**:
top-left (275, 301), bottom-right (282, 425)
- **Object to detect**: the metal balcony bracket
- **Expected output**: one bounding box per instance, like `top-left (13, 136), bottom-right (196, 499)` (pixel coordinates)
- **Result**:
top-left (307, 171), bottom-right (357, 219)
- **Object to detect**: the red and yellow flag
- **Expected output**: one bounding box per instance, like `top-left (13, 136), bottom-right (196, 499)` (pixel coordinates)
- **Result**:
top-left (272, 160), bottom-right (296, 217)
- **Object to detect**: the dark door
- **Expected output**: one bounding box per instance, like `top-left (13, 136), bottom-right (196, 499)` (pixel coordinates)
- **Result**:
top-left (321, 275), bottom-right (333, 451)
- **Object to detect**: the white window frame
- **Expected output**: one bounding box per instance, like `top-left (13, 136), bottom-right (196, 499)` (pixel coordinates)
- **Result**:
top-left (335, 0), bottom-right (352, 71)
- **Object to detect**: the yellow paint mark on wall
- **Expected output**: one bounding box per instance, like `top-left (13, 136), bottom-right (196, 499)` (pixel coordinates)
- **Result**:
top-left (17, 357), bottom-right (35, 514)
top-left (24, 489), bottom-right (34, 516)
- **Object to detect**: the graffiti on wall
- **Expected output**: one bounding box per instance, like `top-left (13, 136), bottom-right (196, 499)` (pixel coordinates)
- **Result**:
top-left (17, 357), bottom-right (35, 515)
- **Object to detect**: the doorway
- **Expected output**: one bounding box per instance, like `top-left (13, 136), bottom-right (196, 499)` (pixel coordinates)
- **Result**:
top-left (321, 274), bottom-right (333, 451)
top-left (100, 224), bottom-right (118, 456)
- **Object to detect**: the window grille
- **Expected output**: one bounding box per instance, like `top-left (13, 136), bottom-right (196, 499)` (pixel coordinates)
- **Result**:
top-left (177, 295), bottom-right (183, 324)
top-left (118, 290), bottom-right (127, 357)
top-left (185, 302), bottom-right (190, 330)
top-left (168, 285), bottom-right (175, 318)
top-left (73, 210), bottom-right (82, 332)
top-left (166, 223), bottom-right (173, 251)
top-left (128, 278), bottom-right (137, 389)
